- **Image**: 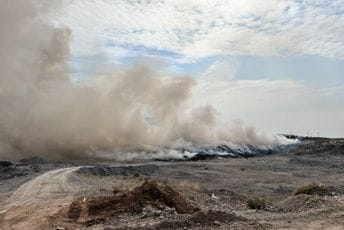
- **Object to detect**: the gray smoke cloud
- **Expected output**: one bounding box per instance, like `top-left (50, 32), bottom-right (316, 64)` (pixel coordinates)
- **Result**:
top-left (0, 0), bottom-right (290, 160)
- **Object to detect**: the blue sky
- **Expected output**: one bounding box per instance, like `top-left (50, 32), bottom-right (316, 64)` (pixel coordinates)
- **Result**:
top-left (59, 0), bottom-right (344, 137)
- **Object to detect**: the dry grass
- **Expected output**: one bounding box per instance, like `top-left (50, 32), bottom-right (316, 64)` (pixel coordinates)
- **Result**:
top-left (294, 183), bottom-right (333, 196)
top-left (247, 197), bottom-right (266, 210)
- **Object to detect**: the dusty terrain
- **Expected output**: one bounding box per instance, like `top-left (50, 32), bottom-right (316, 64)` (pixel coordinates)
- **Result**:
top-left (1, 138), bottom-right (344, 229)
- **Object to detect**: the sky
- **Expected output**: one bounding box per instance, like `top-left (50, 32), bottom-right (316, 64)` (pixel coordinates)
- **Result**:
top-left (57, 0), bottom-right (344, 137)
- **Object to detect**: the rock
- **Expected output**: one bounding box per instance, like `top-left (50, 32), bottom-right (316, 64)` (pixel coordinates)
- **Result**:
top-left (211, 193), bottom-right (218, 199)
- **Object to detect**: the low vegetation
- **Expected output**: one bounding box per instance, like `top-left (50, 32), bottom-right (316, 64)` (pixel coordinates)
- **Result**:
top-left (247, 197), bottom-right (267, 210)
top-left (294, 183), bottom-right (334, 196)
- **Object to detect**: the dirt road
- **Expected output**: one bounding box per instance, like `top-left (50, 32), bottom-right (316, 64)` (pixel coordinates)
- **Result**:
top-left (0, 167), bottom-right (83, 229)
top-left (6, 167), bottom-right (81, 206)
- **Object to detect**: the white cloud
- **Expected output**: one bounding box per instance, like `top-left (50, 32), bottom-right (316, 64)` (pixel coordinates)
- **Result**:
top-left (202, 58), bottom-right (238, 80)
top-left (192, 78), bottom-right (344, 137)
top-left (59, 0), bottom-right (344, 61)
top-left (54, 1), bottom-right (344, 137)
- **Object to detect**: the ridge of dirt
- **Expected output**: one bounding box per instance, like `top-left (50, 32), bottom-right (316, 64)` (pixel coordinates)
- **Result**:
top-left (67, 180), bottom-right (200, 225)
top-left (275, 194), bottom-right (341, 213)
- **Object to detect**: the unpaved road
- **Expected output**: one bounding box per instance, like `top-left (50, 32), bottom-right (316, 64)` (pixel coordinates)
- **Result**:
top-left (6, 167), bottom-right (81, 206)
top-left (0, 167), bottom-right (84, 229)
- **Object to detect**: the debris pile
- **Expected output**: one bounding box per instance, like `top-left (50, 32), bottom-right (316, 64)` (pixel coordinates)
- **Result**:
top-left (67, 180), bottom-right (200, 225)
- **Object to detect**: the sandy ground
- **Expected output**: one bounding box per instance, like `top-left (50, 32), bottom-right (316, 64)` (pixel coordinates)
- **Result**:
top-left (0, 138), bottom-right (344, 229)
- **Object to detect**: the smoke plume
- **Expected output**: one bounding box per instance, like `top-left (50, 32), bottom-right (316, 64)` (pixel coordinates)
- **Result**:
top-left (0, 0), bottom-right (289, 160)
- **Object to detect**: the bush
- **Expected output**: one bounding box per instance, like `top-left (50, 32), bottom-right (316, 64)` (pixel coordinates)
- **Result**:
top-left (247, 197), bottom-right (266, 210)
top-left (294, 183), bottom-right (332, 196)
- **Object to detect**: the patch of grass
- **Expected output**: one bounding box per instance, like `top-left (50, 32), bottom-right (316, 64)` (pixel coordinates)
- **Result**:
top-left (247, 197), bottom-right (266, 210)
top-left (294, 183), bottom-right (332, 196)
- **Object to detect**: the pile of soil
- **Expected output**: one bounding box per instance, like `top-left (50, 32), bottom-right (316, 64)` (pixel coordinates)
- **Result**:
top-left (294, 183), bottom-right (344, 196)
top-left (68, 180), bottom-right (200, 225)
top-left (276, 194), bottom-right (339, 212)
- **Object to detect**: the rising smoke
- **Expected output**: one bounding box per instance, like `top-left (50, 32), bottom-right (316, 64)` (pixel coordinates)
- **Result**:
top-left (0, 0), bottom-right (289, 160)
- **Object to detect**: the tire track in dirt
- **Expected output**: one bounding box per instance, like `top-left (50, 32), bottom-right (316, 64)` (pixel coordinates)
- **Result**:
top-left (0, 167), bottom-right (83, 229)
top-left (6, 167), bottom-right (81, 207)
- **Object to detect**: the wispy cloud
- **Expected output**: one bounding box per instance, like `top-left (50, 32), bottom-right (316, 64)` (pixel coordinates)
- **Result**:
top-left (192, 78), bottom-right (344, 137)
top-left (60, 0), bottom-right (344, 61)
top-left (56, 0), bottom-right (344, 137)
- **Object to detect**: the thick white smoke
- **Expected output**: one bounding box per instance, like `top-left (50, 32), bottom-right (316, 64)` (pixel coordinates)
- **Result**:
top-left (0, 0), bottom-right (290, 160)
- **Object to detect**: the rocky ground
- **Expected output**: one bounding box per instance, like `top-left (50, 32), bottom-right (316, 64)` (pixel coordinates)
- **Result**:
top-left (0, 138), bottom-right (344, 229)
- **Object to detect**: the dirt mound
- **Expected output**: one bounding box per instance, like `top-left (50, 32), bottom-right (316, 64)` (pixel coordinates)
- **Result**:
top-left (76, 164), bottom-right (159, 177)
top-left (294, 183), bottom-right (344, 196)
top-left (67, 180), bottom-right (200, 225)
top-left (294, 139), bottom-right (344, 156)
top-left (156, 210), bottom-right (253, 229)
top-left (276, 194), bottom-right (339, 212)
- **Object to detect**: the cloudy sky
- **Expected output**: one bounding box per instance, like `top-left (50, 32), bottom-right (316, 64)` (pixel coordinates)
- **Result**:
top-left (57, 0), bottom-right (343, 137)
